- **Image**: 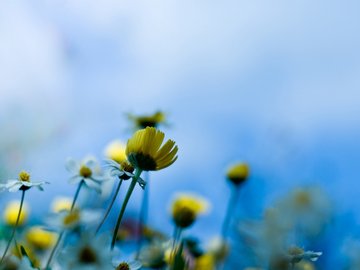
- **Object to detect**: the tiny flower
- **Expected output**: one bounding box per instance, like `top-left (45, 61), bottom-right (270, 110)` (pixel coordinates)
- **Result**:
top-left (194, 253), bottom-right (216, 270)
top-left (171, 193), bottom-right (209, 229)
top-left (66, 157), bottom-right (107, 193)
top-left (0, 171), bottom-right (48, 192)
top-left (105, 159), bottom-right (145, 187)
top-left (226, 162), bottom-right (249, 186)
top-left (138, 241), bottom-right (170, 268)
top-left (104, 140), bottom-right (127, 164)
top-left (113, 260), bottom-right (142, 270)
top-left (51, 197), bottom-right (72, 213)
top-left (127, 111), bottom-right (167, 130)
top-left (126, 127), bottom-right (178, 171)
top-left (287, 246), bottom-right (322, 263)
top-left (26, 226), bottom-right (57, 250)
top-left (46, 208), bottom-right (101, 231)
top-left (59, 234), bottom-right (113, 270)
top-left (3, 200), bottom-right (29, 226)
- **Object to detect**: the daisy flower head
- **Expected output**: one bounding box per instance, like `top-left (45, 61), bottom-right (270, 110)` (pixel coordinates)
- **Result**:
top-left (127, 110), bottom-right (167, 130)
top-left (60, 234), bottom-right (113, 270)
top-left (126, 127), bottom-right (178, 171)
top-left (104, 140), bottom-right (127, 164)
top-left (66, 157), bottom-right (107, 193)
top-left (113, 260), bottom-right (142, 270)
top-left (226, 162), bottom-right (250, 186)
top-left (0, 171), bottom-right (48, 192)
top-left (171, 193), bottom-right (210, 228)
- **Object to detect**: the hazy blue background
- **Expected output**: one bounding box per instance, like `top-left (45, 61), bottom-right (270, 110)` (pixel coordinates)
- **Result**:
top-left (1, 1), bottom-right (360, 267)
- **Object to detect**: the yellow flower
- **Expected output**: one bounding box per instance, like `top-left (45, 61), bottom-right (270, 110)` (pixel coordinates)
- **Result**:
top-left (126, 127), bottom-right (178, 171)
top-left (171, 194), bottom-right (209, 228)
top-left (26, 226), bottom-right (57, 250)
top-left (226, 162), bottom-right (249, 185)
top-left (51, 197), bottom-right (72, 213)
top-left (104, 140), bottom-right (127, 164)
top-left (295, 261), bottom-right (315, 270)
top-left (3, 200), bottom-right (29, 226)
top-left (194, 254), bottom-right (215, 270)
top-left (127, 111), bottom-right (166, 129)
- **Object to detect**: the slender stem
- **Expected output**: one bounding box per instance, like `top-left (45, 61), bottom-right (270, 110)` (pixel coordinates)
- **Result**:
top-left (71, 180), bottom-right (84, 210)
top-left (0, 190), bottom-right (26, 263)
top-left (170, 226), bottom-right (182, 264)
top-left (111, 169), bottom-right (142, 250)
top-left (44, 180), bottom-right (84, 269)
top-left (44, 231), bottom-right (65, 270)
top-left (95, 179), bottom-right (123, 234)
top-left (221, 187), bottom-right (239, 238)
top-left (135, 171), bottom-right (150, 257)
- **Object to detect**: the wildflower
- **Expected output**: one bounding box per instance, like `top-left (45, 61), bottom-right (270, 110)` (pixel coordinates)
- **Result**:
top-left (51, 197), bottom-right (72, 213)
top-left (105, 159), bottom-right (141, 183)
top-left (66, 157), bottom-right (106, 193)
top-left (127, 111), bottom-right (167, 130)
top-left (207, 236), bottom-right (229, 263)
top-left (26, 226), bottom-right (57, 250)
top-left (138, 241), bottom-right (170, 268)
top-left (287, 246), bottom-right (322, 264)
top-left (60, 234), bottom-right (113, 270)
top-left (104, 140), bottom-right (127, 164)
top-left (171, 193), bottom-right (209, 229)
top-left (126, 127), bottom-right (178, 171)
top-left (0, 254), bottom-right (35, 270)
top-left (226, 162), bottom-right (249, 186)
top-left (0, 171), bottom-right (48, 192)
top-left (113, 260), bottom-right (142, 270)
top-left (3, 201), bottom-right (29, 226)
top-left (194, 253), bottom-right (216, 270)
top-left (275, 187), bottom-right (332, 235)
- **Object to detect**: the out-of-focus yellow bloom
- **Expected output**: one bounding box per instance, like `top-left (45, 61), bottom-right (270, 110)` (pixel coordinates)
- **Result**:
top-left (128, 111), bottom-right (166, 130)
top-left (295, 261), bottom-right (315, 270)
top-left (226, 162), bottom-right (249, 185)
top-left (194, 254), bottom-right (216, 270)
top-left (3, 200), bottom-right (28, 226)
top-left (104, 140), bottom-right (127, 164)
top-left (51, 197), bottom-right (72, 213)
top-left (171, 194), bottom-right (209, 228)
top-left (26, 226), bottom-right (57, 250)
top-left (126, 127), bottom-right (178, 171)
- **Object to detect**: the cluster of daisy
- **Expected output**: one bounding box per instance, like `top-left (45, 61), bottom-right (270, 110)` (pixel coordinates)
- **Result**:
top-left (0, 111), bottom-right (329, 270)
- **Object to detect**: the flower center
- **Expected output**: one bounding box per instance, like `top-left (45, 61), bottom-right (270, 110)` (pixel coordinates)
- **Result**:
top-left (294, 190), bottom-right (311, 207)
top-left (63, 210), bottom-right (80, 226)
top-left (79, 246), bottom-right (97, 264)
top-left (79, 166), bottom-right (92, 178)
top-left (128, 153), bottom-right (157, 171)
top-left (116, 262), bottom-right (130, 270)
top-left (18, 171), bottom-right (30, 182)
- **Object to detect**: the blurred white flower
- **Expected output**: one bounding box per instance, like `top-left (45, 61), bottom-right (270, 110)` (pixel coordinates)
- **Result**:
top-left (66, 157), bottom-right (108, 193)
top-left (59, 234), bottom-right (113, 270)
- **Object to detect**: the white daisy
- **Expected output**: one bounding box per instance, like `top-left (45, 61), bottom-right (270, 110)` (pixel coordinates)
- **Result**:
top-left (113, 260), bottom-right (142, 270)
top-left (0, 171), bottom-right (48, 192)
top-left (66, 157), bottom-right (107, 193)
top-left (59, 234), bottom-right (114, 270)
top-left (105, 159), bottom-right (146, 189)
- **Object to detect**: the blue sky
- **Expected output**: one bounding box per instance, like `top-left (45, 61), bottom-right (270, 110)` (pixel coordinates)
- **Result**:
top-left (0, 1), bottom-right (360, 265)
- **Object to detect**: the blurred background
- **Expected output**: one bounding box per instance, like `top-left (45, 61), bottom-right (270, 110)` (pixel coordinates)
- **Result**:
top-left (1, 0), bottom-right (360, 268)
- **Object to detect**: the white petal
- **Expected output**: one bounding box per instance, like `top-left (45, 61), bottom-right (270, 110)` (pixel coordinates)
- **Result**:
top-left (84, 179), bottom-right (102, 193)
top-left (69, 176), bottom-right (82, 185)
top-left (65, 158), bottom-right (80, 174)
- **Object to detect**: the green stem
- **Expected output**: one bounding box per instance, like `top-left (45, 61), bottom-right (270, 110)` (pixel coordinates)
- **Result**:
top-left (71, 180), bottom-right (84, 210)
top-left (0, 190), bottom-right (26, 264)
top-left (44, 231), bottom-right (65, 270)
top-left (135, 171), bottom-right (150, 257)
top-left (95, 179), bottom-right (123, 234)
top-left (170, 226), bottom-right (182, 262)
top-left (44, 180), bottom-right (84, 269)
top-left (221, 187), bottom-right (239, 238)
top-left (111, 168), bottom-right (142, 250)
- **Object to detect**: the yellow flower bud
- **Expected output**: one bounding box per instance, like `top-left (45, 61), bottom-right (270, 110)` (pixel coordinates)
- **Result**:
top-left (104, 140), bottom-right (127, 164)
top-left (51, 197), bottom-right (72, 213)
top-left (226, 162), bottom-right (249, 185)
